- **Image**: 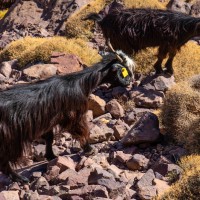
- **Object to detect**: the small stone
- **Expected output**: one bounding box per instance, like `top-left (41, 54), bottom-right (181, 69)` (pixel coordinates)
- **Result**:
top-left (138, 185), bottom-right (157, 200)
top-left (114, 151), bottom-right (132, 163)
top-left (32, 172), bottom-right (42, 179)
top-left (88, 94), bottom-right (106, 117)
top-left (47, 156), bottom-right (76, 173)
top-left (136, 169), bottom-right (155, 189)
top-left (30, 176), bottom-right (50, 193)
top-left (113, 124), bottom-right (128, 140)
top-left (67, 185), bottom-right (109, 199)
top-left (33, 144), bottom-right (46, 161)
top-left (126, 154), bottom-right (149, 171)
top-left (106, 99), bottom-right (125, 119)
top-left (1, 191), bottom-right (20, 200)
top-left (89, 124), bottom-right (113, 144)
top-left (45, 165), bottom-right (60, 182)
top-left (9, 182), bottom-right (20, 191)
top-left (153, 178), bottom-right (170, 196)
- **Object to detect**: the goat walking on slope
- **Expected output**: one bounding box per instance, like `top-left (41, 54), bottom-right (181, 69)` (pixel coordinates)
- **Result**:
top-left (85, 4), bottom-right (200, 75)
top-left (0, 50), bottom-right (134, 182)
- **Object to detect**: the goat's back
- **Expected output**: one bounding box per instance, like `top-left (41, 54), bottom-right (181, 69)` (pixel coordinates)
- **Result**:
top-left (99, 8), bottom-right (199, 53)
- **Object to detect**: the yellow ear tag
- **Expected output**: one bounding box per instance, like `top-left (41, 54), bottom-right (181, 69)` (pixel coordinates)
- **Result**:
top-left (122, 67), bottom-right (128, 78)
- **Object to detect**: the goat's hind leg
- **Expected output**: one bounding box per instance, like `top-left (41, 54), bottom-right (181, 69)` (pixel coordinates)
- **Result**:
top-left (73, 115), bottom-right (94, 155)
top-left (42, 130), bottom-right (56, 160)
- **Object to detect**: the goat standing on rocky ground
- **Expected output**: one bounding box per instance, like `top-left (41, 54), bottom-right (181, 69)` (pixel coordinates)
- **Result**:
top-left (0, 49), bottom-right (135, 182)
top-left (85, 2), bottom-right (200, 75)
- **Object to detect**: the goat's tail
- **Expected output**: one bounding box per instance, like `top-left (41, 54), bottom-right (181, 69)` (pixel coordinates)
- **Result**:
top-left (83, 13), bottom-right (103, 22)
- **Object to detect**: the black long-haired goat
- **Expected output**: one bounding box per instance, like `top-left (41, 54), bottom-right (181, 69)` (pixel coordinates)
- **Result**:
top-left (0, 51), bottom-right (134, 182)
top-left (85, 3), bottom-right (200, 75)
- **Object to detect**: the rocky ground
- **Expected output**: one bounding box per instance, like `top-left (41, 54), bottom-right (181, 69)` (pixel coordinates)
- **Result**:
top-left (0, 55), bottom-right (187, 200)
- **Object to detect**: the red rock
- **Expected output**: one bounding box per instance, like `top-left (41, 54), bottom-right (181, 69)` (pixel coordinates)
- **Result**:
top-left (0, 61), bottom-right (12, 78)
top-left (45, 165), bottom-right (60, 182)
top-left (67, 185), bottom-right (109, 199)
top-left (30, 176), bottom-right (50, 192)
top-left (23, 64), bottom-right (57, 80)
top-left (88, 94), bottom-right (106, 117)
top-left (136, 169), bottom-right (155, 189)
top-left (121, 112), bottom-right (160, 145)
top-left (153, 178), bottom-right (170, 196)
top-left (51, 53), bottom-right (84, 74)
top-left (126, 154), bottom-right (149, 171)
top-left (8, 182), bottom-right (20, 191)
top-left (114, 151), bottom-right (132, 163)
top-left (1, 191), bottom-right (20, 200)
top-left (106, 99), bottom-right (124, 119)
top-left (89, 124), bottom-right (113, 144)
top-left (86, 110), bottom-right (93, 122)
top-left (138, 185), bottom-right (157, 200)
top-left (113, 124), bottom-right (128, 140)
top-left (129, 87), bottom-right (164, 108)
top-left (47, 156), bottom-right (76, 173)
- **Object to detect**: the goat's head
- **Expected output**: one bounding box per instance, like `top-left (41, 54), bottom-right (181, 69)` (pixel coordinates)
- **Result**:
top-left (107, 39), bottom-right (135, 76)
top-left (100, 40), bottom-right (135, 86)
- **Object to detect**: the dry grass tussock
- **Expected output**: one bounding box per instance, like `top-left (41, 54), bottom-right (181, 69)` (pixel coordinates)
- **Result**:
top-left (65, 0), bottom-right (167, 39)
top-left (124, 0), bottom-right (167, 9)
top-left (161, 75), bottom-right (200, 153)
top-left (0, 36), bottom-right (101, 68)
top-left (134, 42), bottom-right (200, 82)
top-left (157, 155), bottom-right (200, 200)
top-left (0, 9), bottom-right (7, 19)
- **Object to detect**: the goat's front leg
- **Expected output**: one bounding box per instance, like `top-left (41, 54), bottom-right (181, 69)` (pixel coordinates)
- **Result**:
top-left (72, 115), bottom-right (94, 155)
top-left (42, 130), bottom-right (56, 160)
top-left (154, 46), bottom-right (168, 74)
top-left (165, 49), bottom-right (177, 75)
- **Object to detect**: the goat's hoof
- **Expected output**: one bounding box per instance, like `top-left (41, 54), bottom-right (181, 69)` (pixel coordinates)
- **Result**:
top-left (10, 171), bottom-right (29, 183)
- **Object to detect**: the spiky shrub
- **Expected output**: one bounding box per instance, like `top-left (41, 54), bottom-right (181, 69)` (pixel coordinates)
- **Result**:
top-left (124, 0), bottom-right (166, 8)
top-left (161, 76), bottom-right (200, 153)
top-left (157, 155), bottom-right (200, 200)
top-left (135, 42), bottom-right (200, 82)
top-left (0, 36), bottom-right (101, 68)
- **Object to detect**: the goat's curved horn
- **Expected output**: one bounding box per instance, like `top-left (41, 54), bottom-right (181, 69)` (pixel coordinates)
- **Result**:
top-left (107, 39), bottom-right (123, 63)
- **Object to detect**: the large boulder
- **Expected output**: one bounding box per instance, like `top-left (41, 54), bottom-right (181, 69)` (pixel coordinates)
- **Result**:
top-left (0, 0), bottom-right (92, 48)
top-left (50, 52), bottom-right (84, 74)
top-left (23, 64), bottom-right (57, 80)
top-left (121, 112), bottom-right (160, 146)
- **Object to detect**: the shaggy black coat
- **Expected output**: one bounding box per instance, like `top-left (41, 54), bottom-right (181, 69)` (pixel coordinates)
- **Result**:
top-left (86, 7), bottom-right (200, 74)
top-left (0, 58), bottom-right (132, 181)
